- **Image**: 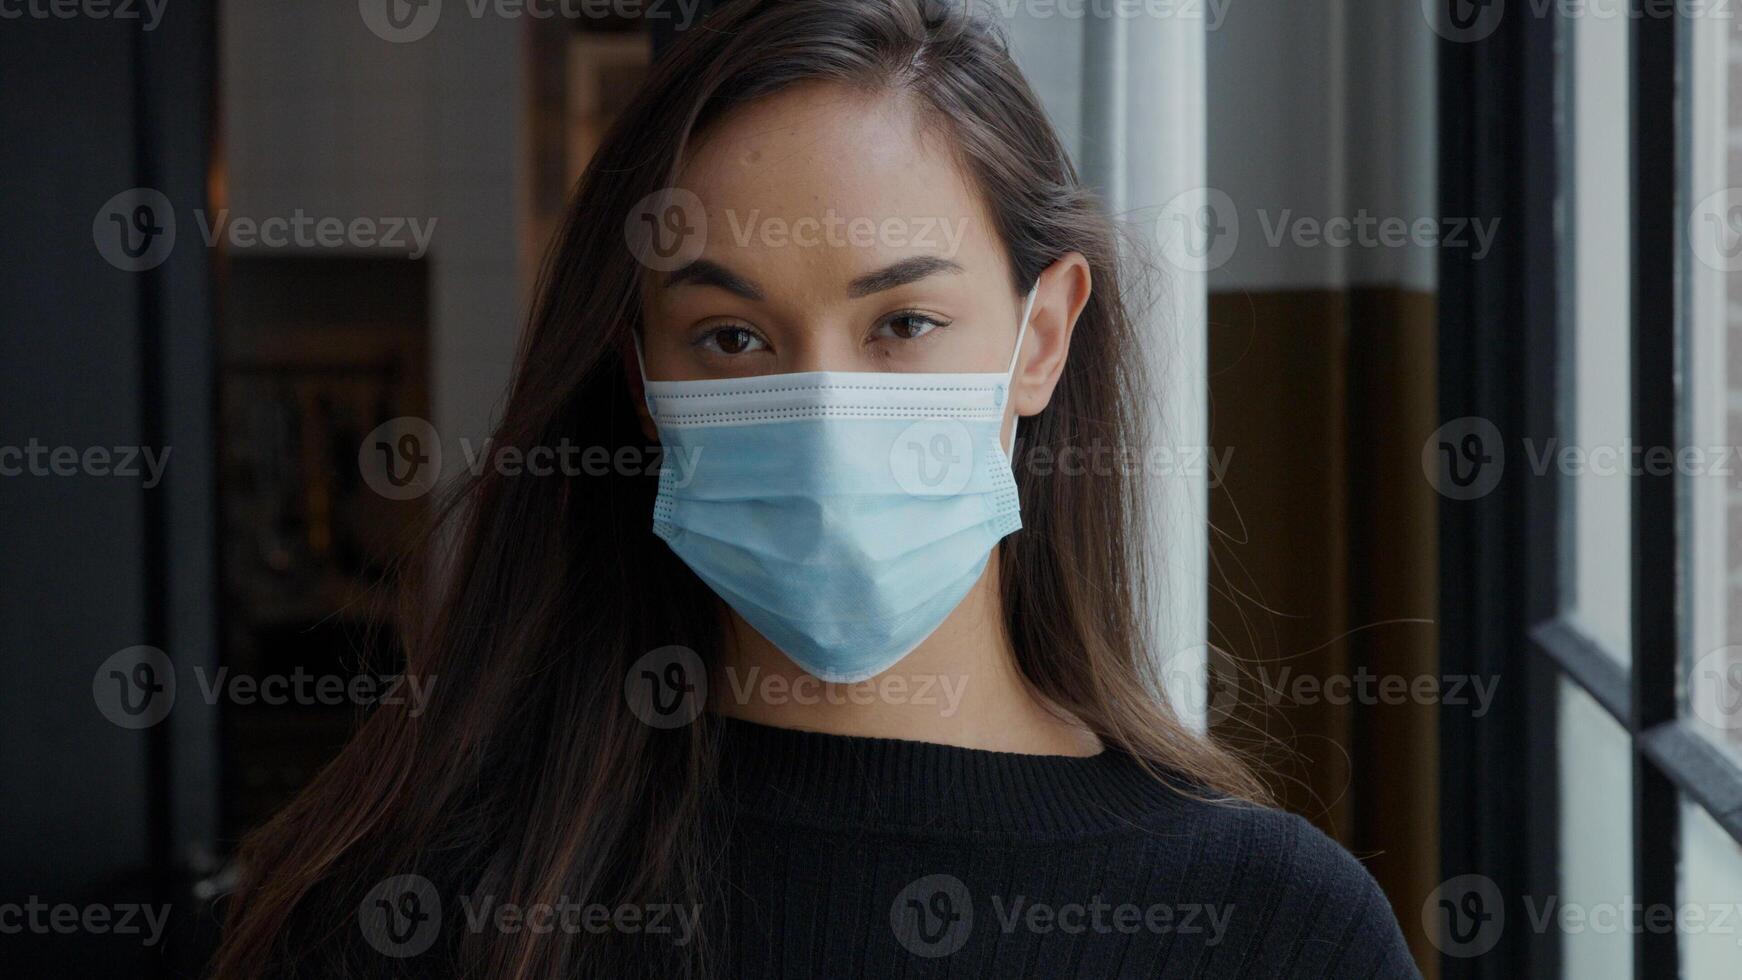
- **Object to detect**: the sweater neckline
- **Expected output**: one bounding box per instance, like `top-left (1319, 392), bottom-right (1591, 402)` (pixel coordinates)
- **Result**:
top-left (713, 715), bottom-right (1194, 839)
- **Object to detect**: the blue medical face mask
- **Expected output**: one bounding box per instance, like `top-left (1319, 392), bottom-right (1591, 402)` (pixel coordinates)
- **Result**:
top-left (635, 286), bottom-right (1038, 683)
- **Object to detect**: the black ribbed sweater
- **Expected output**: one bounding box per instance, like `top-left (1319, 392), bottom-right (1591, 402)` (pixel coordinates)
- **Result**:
top-left (711, 718), bottom-right (1420, 979)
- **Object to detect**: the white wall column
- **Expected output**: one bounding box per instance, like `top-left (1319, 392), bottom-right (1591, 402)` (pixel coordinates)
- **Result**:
top-left (1083, 12), bottom-right (1210, 732)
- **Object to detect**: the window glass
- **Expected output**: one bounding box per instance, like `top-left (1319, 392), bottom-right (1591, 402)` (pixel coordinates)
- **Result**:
top-left (1563, 8), bottom-right (1633, 663)
top-left (1685, 6), bottom-right (1742, 761)
top-left (1680, 800), bottom-right (1742, 979)
top-left (1558, 679), bottom-right (1633, 980)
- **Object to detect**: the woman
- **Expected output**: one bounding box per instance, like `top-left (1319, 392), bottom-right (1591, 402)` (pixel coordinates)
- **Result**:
top-left (212, 0), bottom-right (1417, 976)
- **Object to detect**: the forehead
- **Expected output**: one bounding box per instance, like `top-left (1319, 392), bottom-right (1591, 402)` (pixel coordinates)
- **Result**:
top-left (673, 83), bottom-right (1000, 281)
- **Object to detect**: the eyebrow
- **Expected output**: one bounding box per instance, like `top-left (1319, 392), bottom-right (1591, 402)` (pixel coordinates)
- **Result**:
top-left (847, 256), bottom-right (964, 298)
top-left (664, 259), bottom-right (765, 301)
top-left (662, 254), bottom-right (966, 302)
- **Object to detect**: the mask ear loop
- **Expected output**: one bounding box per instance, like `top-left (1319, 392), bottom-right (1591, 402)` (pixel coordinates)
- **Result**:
top-left (629, 330), bottom-right (657, 418)
top-left (1002, 283), bottom-right (1040, 455)
top-left (629, 330), bottom-right (649, 380)
top-left (1007, 284), bottom-right (1040, 379)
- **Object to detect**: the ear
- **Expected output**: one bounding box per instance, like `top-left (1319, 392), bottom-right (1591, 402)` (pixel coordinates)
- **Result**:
top-left (1010, 252), bottom-right (1091, 422)
top-left (622, 338), bottom-right (659, 443)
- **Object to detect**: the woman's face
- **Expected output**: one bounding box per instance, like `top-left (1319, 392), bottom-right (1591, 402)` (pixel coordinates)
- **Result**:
top-left (637, 83), bottom-right (1033, 384)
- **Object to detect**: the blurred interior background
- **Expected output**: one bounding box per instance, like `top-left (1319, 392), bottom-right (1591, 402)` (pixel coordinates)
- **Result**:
top-left (5, 1), bottom-right (1742, 978)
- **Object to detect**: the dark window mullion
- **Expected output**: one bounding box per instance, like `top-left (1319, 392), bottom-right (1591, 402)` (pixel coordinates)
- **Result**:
top-left (1440, 5), bottom-right (1567, 976)
top-left (1629, 3), bottom-right (1681, 977)
top-left (1527, 6), bottom-right (1570, 635)
top-left (1520, 13), bottom-right (1567, 980)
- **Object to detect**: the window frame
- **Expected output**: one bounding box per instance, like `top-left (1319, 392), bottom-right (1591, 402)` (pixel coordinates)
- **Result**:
top-left (1440, 3), bottom-right (1742, 979)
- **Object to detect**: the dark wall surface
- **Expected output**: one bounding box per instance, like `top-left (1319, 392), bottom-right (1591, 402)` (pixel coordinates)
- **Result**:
top-left (1, 5), bottom-right (217, 975)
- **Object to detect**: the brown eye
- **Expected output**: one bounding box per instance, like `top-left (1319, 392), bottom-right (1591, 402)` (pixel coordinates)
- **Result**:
top-left (877, 312), bottom-right (948, 341)
top-left (717, 327), bottom-right (753, 353)
top-left (699, 325), bottom-right (768, 356)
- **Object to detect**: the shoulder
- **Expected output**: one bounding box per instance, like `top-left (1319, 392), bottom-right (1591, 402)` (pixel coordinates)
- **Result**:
top-left (1129, 792), bottom-right (1384, 908)
top-left (1121, 787), bottom-right (1421, 978)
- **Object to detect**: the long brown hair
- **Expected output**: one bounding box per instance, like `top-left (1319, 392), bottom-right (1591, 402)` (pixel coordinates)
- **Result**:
top-left (211, 1), bottom-right (1266, 976)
